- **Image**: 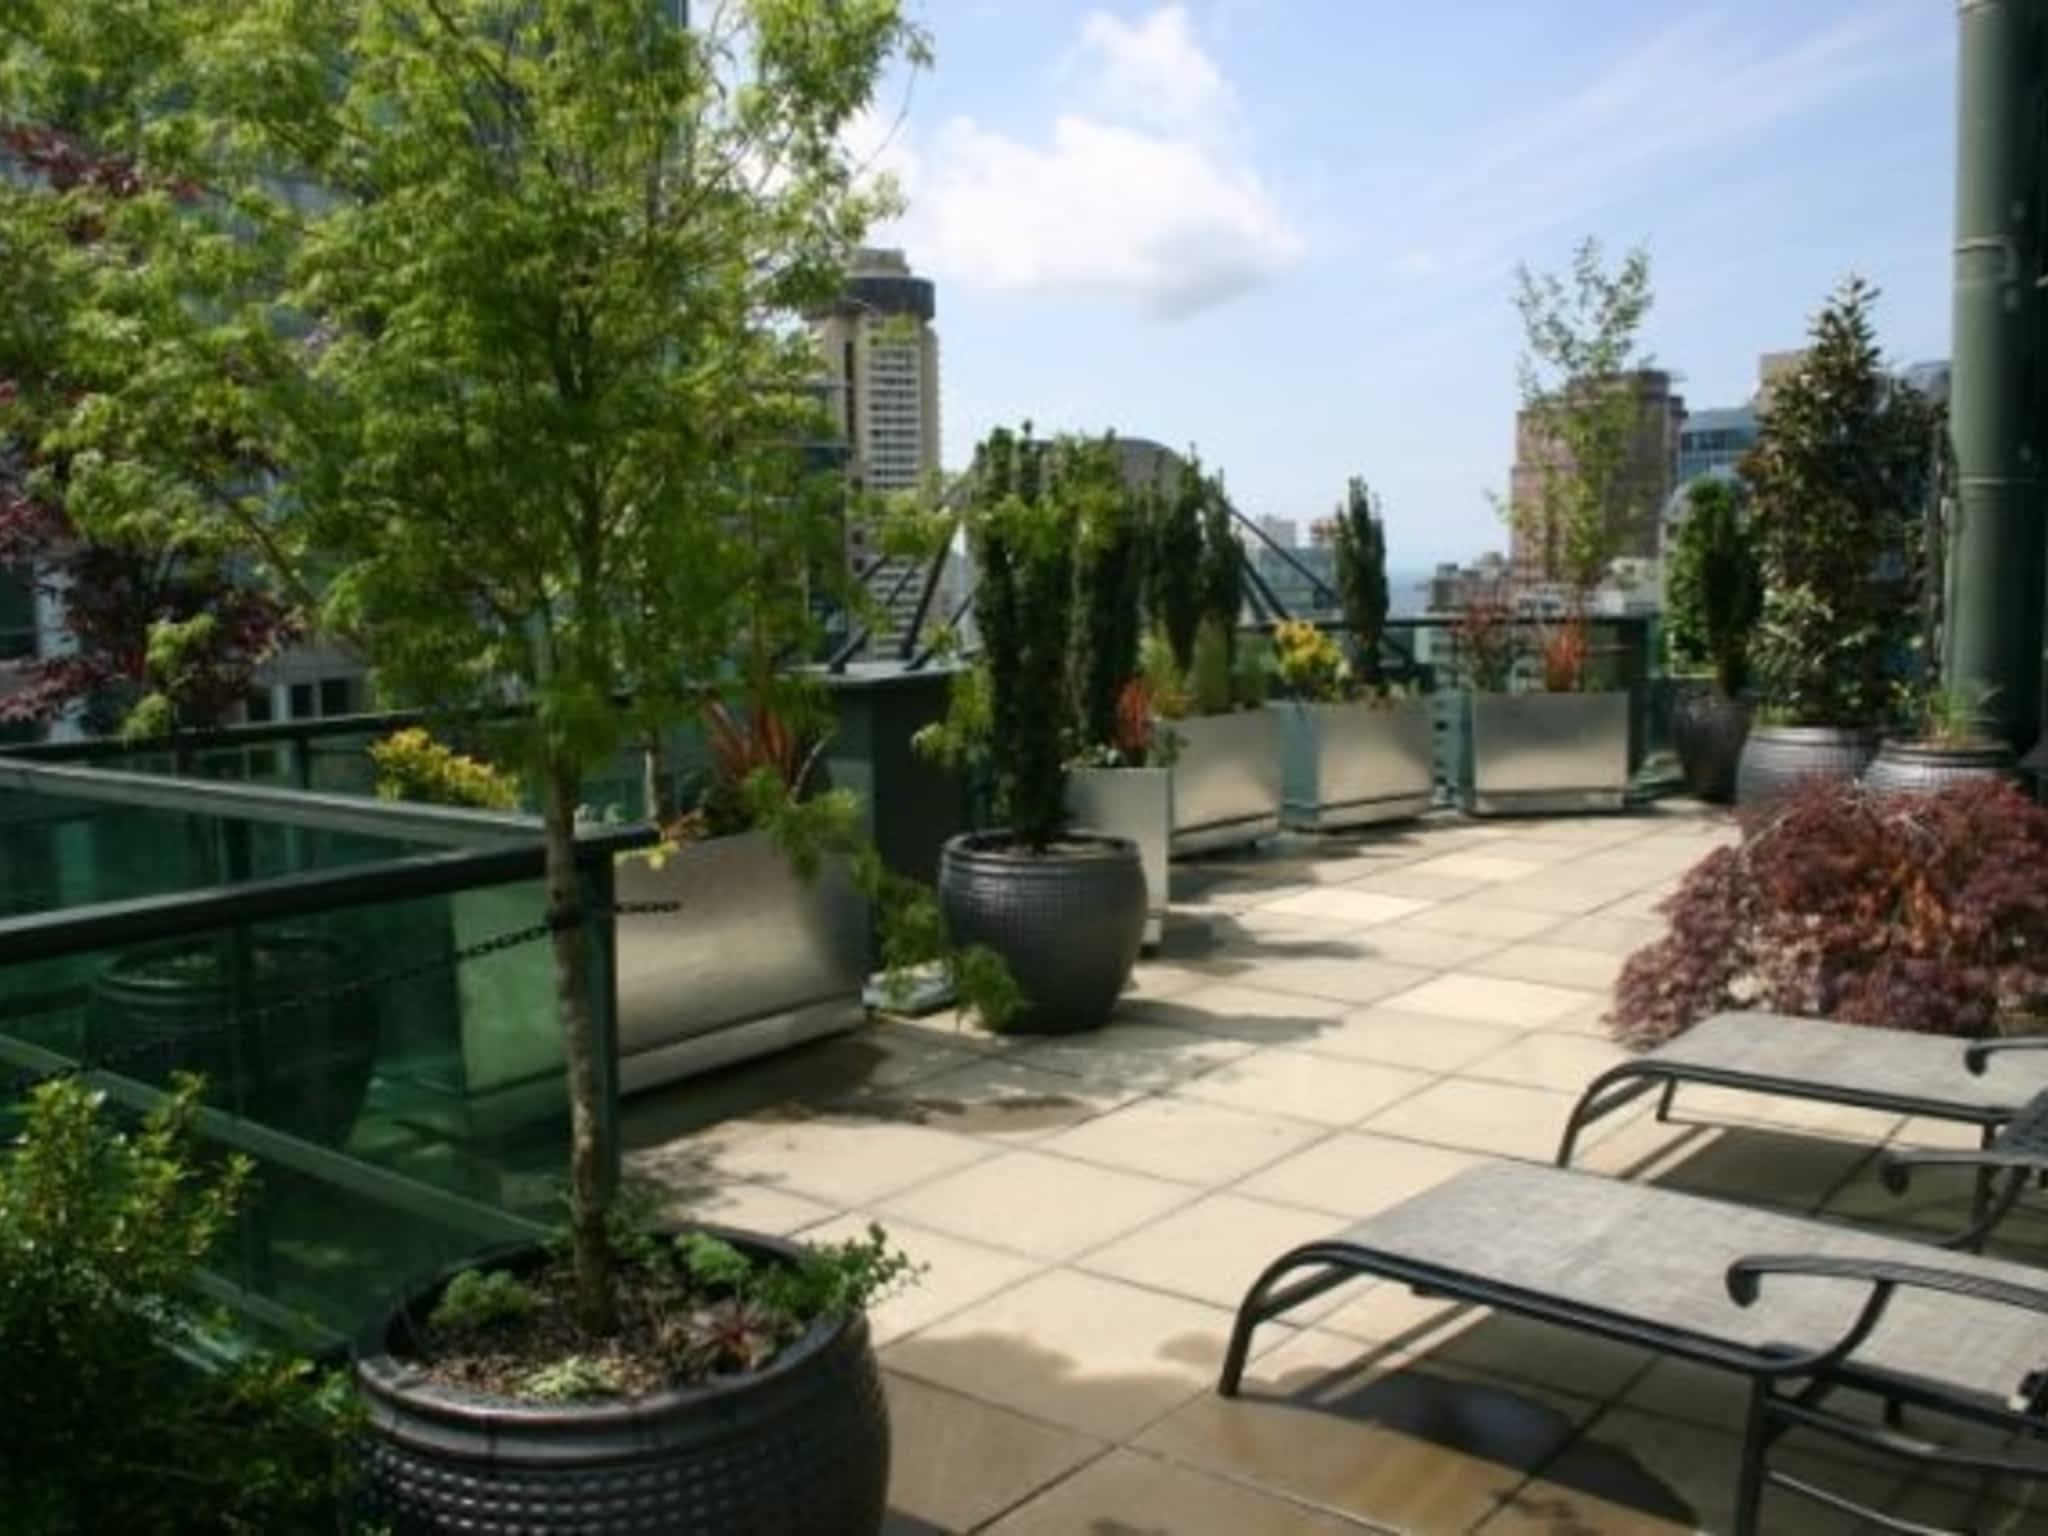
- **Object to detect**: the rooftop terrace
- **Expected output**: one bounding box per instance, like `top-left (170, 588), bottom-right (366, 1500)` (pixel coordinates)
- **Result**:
top-left (618, 806), bottom-right (2045, 1535)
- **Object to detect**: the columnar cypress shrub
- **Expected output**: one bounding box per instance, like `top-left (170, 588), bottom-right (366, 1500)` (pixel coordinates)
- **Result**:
top-left (1330, 476), bottom-right (1389, 692)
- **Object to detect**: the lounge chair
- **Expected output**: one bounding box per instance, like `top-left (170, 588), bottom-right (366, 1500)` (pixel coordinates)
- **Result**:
top-left (1557, 1010), bottom-right (2048, 1169)
top-left (1222, 1111), bottom-right (2048, 1535)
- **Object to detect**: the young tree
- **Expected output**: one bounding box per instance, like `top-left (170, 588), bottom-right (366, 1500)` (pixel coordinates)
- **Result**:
top-left (1329, 476), bottom-right (1389, 692)
top-left (8, 0), bottom-right (926, 1333)
top-left (1195, 472), bottom-right (1241, 664)
top-left (1507, 238), bottom-right (1656, 621)
top-left (1149, 448), bottom-right (1206, 670)
top-left (1744, 278), bottom-right (1935, 726)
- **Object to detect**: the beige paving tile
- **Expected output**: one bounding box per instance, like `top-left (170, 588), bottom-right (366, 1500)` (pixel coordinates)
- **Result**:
top-left (1136, 1327), bottom-right (1593, 1533)
top-left (1343, 868), bottom-right (1489, 902)
top-left (983, 1447), bottom-right (1361, 1535)
top-left (1540, 913), bottom-right (1668, 957)
top-left (878, 1147), bottom-right (1193, 1260)
top-left (1236, 953), bottom-right (1435, 1007)
top-left (647, 1177), bottom-right (840, 1237)
top-left (1392, 901), bottom-right (1564, 941)
top-left (876, 1056), bottom-right (1135, 1143)
top-left (1644, 1125), bottom-right (1876, 1213)
top-left (1131, 981), bottom-right (1350, 1045)
top-left (1378, 972), bottom-right (1604, 1029)
top-left (1258, 886), bottom-right (1431, 927)
top-left (882, 1373), bottom-right (1102, 1534)
top-left (1464, 1030), bottom-right (1632, 1094)
top-left (692, 1115), bottom-right (995, 1207)
top-left (1015, 1019), bottom-right (1256, 1092)
top-left (1176, 1048), bottom-right (1434, 1127)
top-left (1471, 941), bottom-right (1628, 991)
top-left (1120, 959), bottom-right (1225, 1003)
top-left (798, 1213), bottom-right (1042, 1347)
top-left (1037, 1094), bottom-right (1321, 1186)
top-left (1406, 852), bottom-right (1551, 882)
top-left (1365, 1077), bottom-right (1582, 1161)
top-left (883, 1267), bottom-right (1231, 1440)
top-left (1079, 1191), bottom-right (1344, 1310)
top-left (1462, 876), bottom-right (1639, 916)
top-left (1417, 1311), bottom-right (1653, 1403)
top-left (1474, 1406), bottom-right (1893, 1536)
top-left (1236, 1130), bottom-right (1484, 1219)
top-left (1593, 886), bottom-right (1680, 920)
top-left (1297, 1007), bottom-right (1524, 1073)
top-left (1348, 922), bottom-right (1509, 970)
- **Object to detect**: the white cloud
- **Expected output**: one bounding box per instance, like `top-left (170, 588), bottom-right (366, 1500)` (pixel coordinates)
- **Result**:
top-left (1066, 6), bottom-right (1233, 132)
top-left (883, 4), bottom-right (1298, 318)
top-left (1390, 247), bottom-right (1438, 278)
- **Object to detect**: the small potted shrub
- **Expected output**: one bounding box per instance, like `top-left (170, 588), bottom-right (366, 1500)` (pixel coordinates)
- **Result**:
top-left (1460, 602), bottom-right (1631, 814)
top-left (1865, 683), bottom-right (2016, 794)
top-left (1272, 478), bottom-right (1434, 830)
top-left (1609, 777), bottom-right (2048, 1048)
top-left (1737, 278), bottom-right (1937, 803)
top-left (1161, 466), bottom-right (1280, 853)
top-left (1666, 477), bottom-right (1761, 802)
top-left (934, 426), bottom-right (1148, 1032)
top-left (611, 697), bottom-right (869, 1091)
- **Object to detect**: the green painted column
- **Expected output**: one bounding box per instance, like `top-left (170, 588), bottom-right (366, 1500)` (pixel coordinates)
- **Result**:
top-left (1947, 0), bottom-right (2045, 749)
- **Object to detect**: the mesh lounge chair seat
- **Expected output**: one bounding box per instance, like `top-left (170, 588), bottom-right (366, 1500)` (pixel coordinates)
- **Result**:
top-left (1222, 1160), bottom-right (2048, 1535)
top-left (1557, 1010), bottom-right (2048, 1167)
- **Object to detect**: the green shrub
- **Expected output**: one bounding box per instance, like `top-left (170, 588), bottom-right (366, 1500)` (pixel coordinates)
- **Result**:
top-left (1190, 617), bottom-right (1235, 716)
top-left (369, 727), bottom-right (520, 810)
top-left (1666, 478), bottom-right (1760, 694)
top-left (0, 1077), bottom-right (356, 1535)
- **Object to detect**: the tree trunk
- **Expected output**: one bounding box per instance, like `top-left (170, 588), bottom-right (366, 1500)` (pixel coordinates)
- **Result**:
top-left (542, 755), bottom-right (616, 1336)
top-left (642, 729), bottom-right (677, 826)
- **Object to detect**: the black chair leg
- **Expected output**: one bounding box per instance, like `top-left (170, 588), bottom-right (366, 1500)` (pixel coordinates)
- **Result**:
top-left (1732, 1379), bottom-right (1772, 1536)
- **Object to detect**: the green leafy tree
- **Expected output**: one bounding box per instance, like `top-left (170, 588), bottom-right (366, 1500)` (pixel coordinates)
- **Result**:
top-left (1507, 238), bottom-right (1656, 625)
top-left (1664, 477), bottom-right (1760, 696)
top-left (1196, 472), bottom-right (1241, 667)
top-left (1329, 476), bottom-right (1389, 691)
top-left (1744, 278), bottom-right (1936, 726)
top-left (1149, 448), bottom-right (1205, 670)
top-left (10, 0), bottom-right (926, 1334)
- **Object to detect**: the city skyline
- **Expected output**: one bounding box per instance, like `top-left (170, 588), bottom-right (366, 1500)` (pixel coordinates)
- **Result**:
top-left (855, 0), bottom-right (1954, 567)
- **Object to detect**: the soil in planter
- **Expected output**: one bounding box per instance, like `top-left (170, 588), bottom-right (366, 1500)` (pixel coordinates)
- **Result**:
top-left (408, 1230), bottom-right (907, 1403)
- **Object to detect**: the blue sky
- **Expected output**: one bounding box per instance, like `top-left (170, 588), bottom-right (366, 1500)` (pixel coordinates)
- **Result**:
top-left (857, 0), bottom-right (1956, 568)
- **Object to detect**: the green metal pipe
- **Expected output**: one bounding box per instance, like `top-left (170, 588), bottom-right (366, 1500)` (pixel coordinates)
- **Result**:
top-left (1947, 0), bottom-right (2045, 749)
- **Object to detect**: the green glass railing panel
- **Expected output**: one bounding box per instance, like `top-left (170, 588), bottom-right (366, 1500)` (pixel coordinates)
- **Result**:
top-left (0, 875), bottom-right (577, 1335)
top-left (0, 788), bottom-right (450, 917)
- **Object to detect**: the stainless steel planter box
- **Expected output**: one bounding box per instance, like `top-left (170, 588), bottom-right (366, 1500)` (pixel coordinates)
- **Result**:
top-left (1273, 697), bottom-right (1434, 831)
top-left (1169, 709), bottom-right (1280, 856)
top-left (1066, 766), bottom-right (1170, 948)
top-left (613, 830), bottom-right (867, 1092)
top-left (1466, 692), bottom-right (1631, 815)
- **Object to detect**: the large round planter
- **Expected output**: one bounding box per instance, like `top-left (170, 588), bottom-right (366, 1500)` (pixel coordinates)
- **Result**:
top-left (1863, 739), bottom-right (2016, 795)
top-left (1670, 687), bottom-right (1750, 804)
top-left (937, 831), bottom-right (1146, 1034)
top-left (1734, 725), bottom-right (1877, 806)
top-left (87, 932), bottom-right (374, 1146)
top-left (355, 1234), bottom-right (891, 1536)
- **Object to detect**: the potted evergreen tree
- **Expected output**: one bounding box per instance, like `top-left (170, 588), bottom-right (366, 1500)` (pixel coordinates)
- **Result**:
top-left (1666, 477), bottom-right (1761, 802)
top-left (1162, 462), bottom-right (1281, 853)
top-left (936, 427), bottom-right (1148, 1032)
top-left (1064, 456), bottom-right (1172, 947)
top-left (1475, 238), bottom-right (1644, 814)
top-left (1271, 478), bottom-right (1434, 829)
top-left (1737, 278), bottom-right (1937, 804)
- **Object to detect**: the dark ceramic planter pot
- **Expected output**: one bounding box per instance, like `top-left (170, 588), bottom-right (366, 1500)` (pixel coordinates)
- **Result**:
top-left (937, 830), bottom-right (1146, 1034)
top-left (1863, 739), bottom-right (2016, 795)
top-left (1670, 687), bottom-right (1751, 805)
top-left (1734, 725), bottom-right (1878, 806)
top-left (355, 1234), bottom-right (890, 1536)
top-left (87, 932), bottom-right (374, 1146)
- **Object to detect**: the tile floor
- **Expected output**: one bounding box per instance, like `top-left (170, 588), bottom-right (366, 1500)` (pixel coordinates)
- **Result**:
top-left (620, 804), bottom-right (2048, 1535)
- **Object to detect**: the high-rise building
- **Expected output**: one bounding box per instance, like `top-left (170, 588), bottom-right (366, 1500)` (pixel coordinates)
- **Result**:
top-left (809, 249), bottom-right (943, 654)
top-left (1507, 368), bottom-right (1683, 589)
top-left (811, 248), bottom-right (940, 526)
